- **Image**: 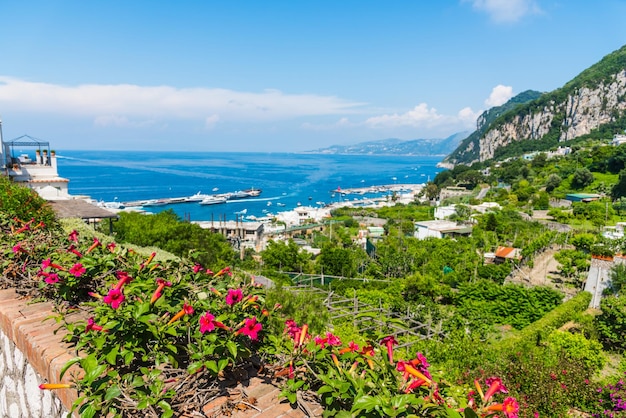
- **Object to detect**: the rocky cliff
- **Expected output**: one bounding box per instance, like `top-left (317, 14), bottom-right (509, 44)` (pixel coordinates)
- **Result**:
top-left (446, 45), bottom-right (626, 164)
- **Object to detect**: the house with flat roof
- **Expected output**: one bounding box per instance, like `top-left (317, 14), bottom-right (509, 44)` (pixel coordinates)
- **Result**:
top-left (414, 220), bottom-right (472, 240)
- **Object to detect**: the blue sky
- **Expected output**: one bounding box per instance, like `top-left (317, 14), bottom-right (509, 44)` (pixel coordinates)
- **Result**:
top-left (1, 0), bottom-right (625, 152)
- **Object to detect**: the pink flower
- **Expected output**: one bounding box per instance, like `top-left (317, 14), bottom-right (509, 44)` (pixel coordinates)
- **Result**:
top-left (193, 263), bottom-right (204, 273)
top-left (503, 397), bottom-right (520, 418)
top-left (106, 242), bottom-right (116, 252)
top-left (326, 332), bottom-right (341, 347)
top-left (150, 278), bottom-right (172, 304)
top-left (484, 376), bottom-right (508, 401)
top-left (380, 335), bottom-right (398, 364)
top-left (199, 312), bottom-right (216, 333)
top-left (86, 238), bottom-right (101, 254)
top-left (85, 317), bottom-right (104, 332)
top-left (69, 263), bottom-right (86, 277)
top-left (225, 288), bottom-right (243, 306)
top-left (103, 288), bottom-right (125, 309)
top-left (339, 341), bottom-right (360, 355)
top-left (68, 230), bottom-right (79, 242)
top-left (41, 258), bottom-right (52, 269)
top-left (67, 245), bottom-right (83, 258)
top-left (314, 335), bottom-right (329, 349)
top-left (114, 271), bottom-right (132, 289)
top-left (237, 316), bottom-right (262, 341)
top-left (167, 302), bottom-right (194, 325)
top-left (12, 243), bottom-right (25, 254)
top-left (44, 273), bottom-right (60, 284)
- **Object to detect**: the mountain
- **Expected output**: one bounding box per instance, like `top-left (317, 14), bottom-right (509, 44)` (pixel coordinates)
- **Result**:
top-left (445, 44), bottom-right (626, 165)
top-left (309, 132), bottom-right (469, 156)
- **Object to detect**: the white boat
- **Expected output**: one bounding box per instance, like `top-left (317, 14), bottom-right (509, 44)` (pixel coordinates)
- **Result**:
top-left (142, 199), bottom-right (169, 207)
top-left (185, 192), bottom-right (210, 202)
top-left (199, 196), bottom-right (227, 205)
top-left (277, 202), bottom-right (286, 207)
top-left (267, 201), bottom-right (272, 207)
top-left (234, 209), bottom-right (248, 215)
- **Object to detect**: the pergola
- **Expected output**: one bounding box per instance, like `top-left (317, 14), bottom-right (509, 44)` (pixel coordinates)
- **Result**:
top-left (2, 134), bottom-right (52, 168)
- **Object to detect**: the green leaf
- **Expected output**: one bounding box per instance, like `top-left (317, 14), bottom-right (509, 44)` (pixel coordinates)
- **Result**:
top-left (131, 375), bottom-right (145, 387)
top-left (85, 364), bottom-right (107, 383)
top-left (463, 407), bottom-right (480, 418)
top-left (104, 385), bottom-right (122, 401)
top-left (205, 360), bottom-right (218, 373)
top-left (137, 399), bottom-right (149, 410)
top-left (217, 358), bottom-right (229, 372)
top-left (317, 385), bottom-right (333, 394)
top-left (105, 345), bottom-right (119, 365)
top-left (286, 392), bottom-right (296, 404)
top-left (226, 340), bottom-right (238, 358)
top-left (158, 400), bottom-right (174, 418)
top-left (187, 361), bottom-right (204, 374)
top-left (79, 403), bottom-right (97, 418)
top-left (60, 357), bottom-right (81, 379)
top-left (352, 395), bottom-right (379, 413)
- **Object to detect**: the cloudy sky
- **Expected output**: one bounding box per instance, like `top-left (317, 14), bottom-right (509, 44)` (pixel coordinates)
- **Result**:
top-left (1, 0), bottom-right (625, 152)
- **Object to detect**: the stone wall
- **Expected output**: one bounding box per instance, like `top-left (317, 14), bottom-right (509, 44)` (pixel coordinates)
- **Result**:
top-left (0, 329), bottom-right (66, 417)
top-left (0, 289), bottom-right (78, 417)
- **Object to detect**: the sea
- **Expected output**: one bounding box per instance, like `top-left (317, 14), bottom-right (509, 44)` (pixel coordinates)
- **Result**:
top-left (54, 151), bottom-right (443, 222)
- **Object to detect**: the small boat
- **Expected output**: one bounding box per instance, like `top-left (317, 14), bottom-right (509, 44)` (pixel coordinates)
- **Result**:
top-left (142, 199), bottom-right (169, 207)
top-left (234, 209), bottom-right (248, 215)
top-left (212, 187), bottom-right (219, 192)
top-left (243, 188), bottom-right (262, 197)
top-left (267, 201), bottom-right (272, 206)
top-left (199, 196), bottom-right (227, 205)
top-left (228, 191), bottom-right (251, 199)
top-left (277, 202), bottom-right (286, 207)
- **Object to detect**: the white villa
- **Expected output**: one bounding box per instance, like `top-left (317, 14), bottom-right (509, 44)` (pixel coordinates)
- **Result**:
top-left (2, 132), bottom-right (70, 199)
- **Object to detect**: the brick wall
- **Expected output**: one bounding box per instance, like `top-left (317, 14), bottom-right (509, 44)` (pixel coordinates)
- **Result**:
top-left (0, 289), bottom-right (77, 417)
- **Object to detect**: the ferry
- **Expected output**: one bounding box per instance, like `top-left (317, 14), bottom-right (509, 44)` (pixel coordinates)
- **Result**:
top-left (199, 196), bottom-right (227, 205)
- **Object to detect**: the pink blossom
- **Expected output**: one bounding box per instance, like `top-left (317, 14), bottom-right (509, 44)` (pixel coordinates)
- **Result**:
top-left (238, 316), bottom-right (262, 341)
top-left (69, 263), bottom-right (86, 277)
top-left (85, 317), bottom-right (104, 332)
top-left (103, 288), bottom-right (125, 309)
top-left (68, 230), bottom-right (78, 242)
top-left (199, 312), bottom-right (216, 333)
top-left (44, 273), bottom-right (60, 284)
top-left (193, 263), bottom-right (204, 273)
top-left (225, 288), bottom-right (243, 306)
top-left (41, 258), bottom-right (52, 269)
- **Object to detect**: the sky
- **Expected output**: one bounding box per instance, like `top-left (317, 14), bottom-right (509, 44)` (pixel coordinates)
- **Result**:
top-left (1, 0), bottom-right (626, 152)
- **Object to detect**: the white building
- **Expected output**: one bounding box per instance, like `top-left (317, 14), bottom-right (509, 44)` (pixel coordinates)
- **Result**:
top-left (2, 134), bottom-right (69, 197)
top-left (434, 204), bottom-right (457, 220)
top-left (612, 133), bottom-right (626, 146)
top-left (414, 220), bottom-right (473, 240)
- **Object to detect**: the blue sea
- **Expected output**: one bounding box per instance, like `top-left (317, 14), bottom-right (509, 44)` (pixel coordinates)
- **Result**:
top-left (54, 151), bottom-right (443, 222)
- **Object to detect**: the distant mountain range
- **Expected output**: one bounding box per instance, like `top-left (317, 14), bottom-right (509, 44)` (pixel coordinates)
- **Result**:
top-left (308, 132), bottom-right (470, 156)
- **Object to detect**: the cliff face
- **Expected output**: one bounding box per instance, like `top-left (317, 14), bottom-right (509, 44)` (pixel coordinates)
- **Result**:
top-left (476, 71), bottom-right (626, 161)
top-left (446, 45), bottom-right (626, 165)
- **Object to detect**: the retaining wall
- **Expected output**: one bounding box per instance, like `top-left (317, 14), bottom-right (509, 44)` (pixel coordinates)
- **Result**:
top-left (0, 289), bottom-right (77, 417)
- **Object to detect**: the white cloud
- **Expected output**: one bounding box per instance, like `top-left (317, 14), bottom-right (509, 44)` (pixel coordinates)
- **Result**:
top-left (465, 0), bottom-right (542, 23)
top-left (365, 103), bottom-right (443, 128)
top-left (0, 76), bottom-right (365, 125)
top-left (458, 106), bottom-right (481, 124)
top-left (484, 84), bottom-right (514, 107)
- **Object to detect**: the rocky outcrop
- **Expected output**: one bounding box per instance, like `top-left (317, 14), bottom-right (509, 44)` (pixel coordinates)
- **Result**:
top-left (475, 70), bottom-right (626, 161)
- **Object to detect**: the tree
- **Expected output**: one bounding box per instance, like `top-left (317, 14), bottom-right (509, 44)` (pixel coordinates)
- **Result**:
top-left (611, 169), bottom-right (626, 200)
top-left (595, 294), bottom-right (626, 351)
top-left (261, 239), bottom-right (311, 273)
top-left (423, 182), bottom-right (439, 201)
top-left (571, 168), bottom-right (594, 189)
top-left (605, 263), bottom-right (626, 295)
top-left (545, 174), bottom-right (562, 192)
